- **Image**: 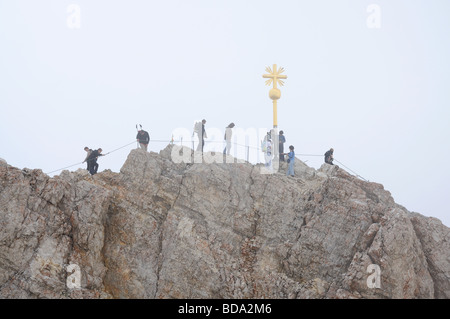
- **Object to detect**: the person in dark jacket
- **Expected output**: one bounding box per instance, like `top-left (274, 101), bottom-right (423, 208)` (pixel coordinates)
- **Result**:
top-left (87, 148), bottom-right (104, 175)
top-left (195, 119), bottom-right (207, 152)
top-left (136, 129), bottom-right (150, 151)
top-left (279, 130), bottom-right (286, 161)
top-left (324, 148), bottom-right (334, 165)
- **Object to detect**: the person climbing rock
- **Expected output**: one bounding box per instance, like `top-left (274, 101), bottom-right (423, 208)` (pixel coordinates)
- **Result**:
top-left (86, 148), bottom-right (104, 175)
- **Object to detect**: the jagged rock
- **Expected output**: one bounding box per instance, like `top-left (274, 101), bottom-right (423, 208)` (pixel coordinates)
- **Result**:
top-left (0, 145), bottom-right (449, 298)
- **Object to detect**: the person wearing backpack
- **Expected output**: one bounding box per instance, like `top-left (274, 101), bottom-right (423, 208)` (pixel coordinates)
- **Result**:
top-left (136, 129), bottom-right (150, 151)
top-left (193, 119), bottom-right (207, 152)
top-left (324, 148), bottom-right (334, 165)
top-left (86, 148), bottom-right (104, 175)
top-left (283, 145), bottom-right (295, 177)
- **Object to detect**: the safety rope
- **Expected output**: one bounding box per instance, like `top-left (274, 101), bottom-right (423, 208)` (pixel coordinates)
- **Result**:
top-left (334, 159), bottom-right (368, 182)
top-left (45, 162), bottom-right (84, 175)
top-left (170, 139), bottom-right (369, 181)
top-left (147, 139), bottom-right (370, 181)
top-left (45, 139), bottom-right (368, 182)
top-left (45, 141), bottom-right (136, 175)
top-left (103, 141), bottom-right (137, 155)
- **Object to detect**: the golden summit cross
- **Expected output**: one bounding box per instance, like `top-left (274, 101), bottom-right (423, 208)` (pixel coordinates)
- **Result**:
top-left (262, 64), bottom-right (287, 128)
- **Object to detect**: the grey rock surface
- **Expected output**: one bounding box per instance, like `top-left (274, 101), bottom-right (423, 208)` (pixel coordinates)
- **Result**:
top-left (0, 145), bottom-right (448, 298)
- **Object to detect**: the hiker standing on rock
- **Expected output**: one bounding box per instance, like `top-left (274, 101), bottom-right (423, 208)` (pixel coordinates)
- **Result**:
top-left (136, 129), bottom-right (150, 151)
top-left (194, 119), bottom-right (207, 152)
top-left (223, 122), bottom-right (235, 155)
top-left (283, 145), bottom-right (295, 177)
top-left (325, 148), bottom-right (334, 165)
top-left (279, 130), bottom-right (286, 162)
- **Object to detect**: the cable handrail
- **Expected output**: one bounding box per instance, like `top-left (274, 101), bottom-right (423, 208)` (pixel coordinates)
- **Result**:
top-left (45, 138), bottom-right (368, 182)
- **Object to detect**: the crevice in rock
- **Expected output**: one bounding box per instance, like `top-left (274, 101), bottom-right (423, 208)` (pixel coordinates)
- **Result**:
top-left (153, 171), bottom-right (185, 298)
top-left (409, 216), bottom-right (439, 298)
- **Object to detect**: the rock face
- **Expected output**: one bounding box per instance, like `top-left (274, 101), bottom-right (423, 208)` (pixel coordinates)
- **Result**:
top-left (0, 146), bottom-right (449, 299)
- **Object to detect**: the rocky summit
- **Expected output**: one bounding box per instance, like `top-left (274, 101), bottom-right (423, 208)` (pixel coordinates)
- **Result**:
top-left (0, 145), bottom-right (449, 299)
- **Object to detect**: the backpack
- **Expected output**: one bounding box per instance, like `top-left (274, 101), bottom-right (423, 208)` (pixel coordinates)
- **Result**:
top-left (142, 130), bottom-right (150, 143)
top-left (261, 133), bottom-right (271, 153)
top-left (193, 122), bottom-right (202, 134)
top-left (266, 141), bottom-right (272, 155)
top-left (325, 151), bottom-right (333, 162)
top-left (87, 150), bottom-right (100, 161)
top-left (261, 138), bottom-right (267, 152)
top-left (137, 130), bottom-right (150, 143)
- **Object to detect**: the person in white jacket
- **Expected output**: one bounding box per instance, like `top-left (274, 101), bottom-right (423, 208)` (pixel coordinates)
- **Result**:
top-left (223, 122), bottom-right (235, 155)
